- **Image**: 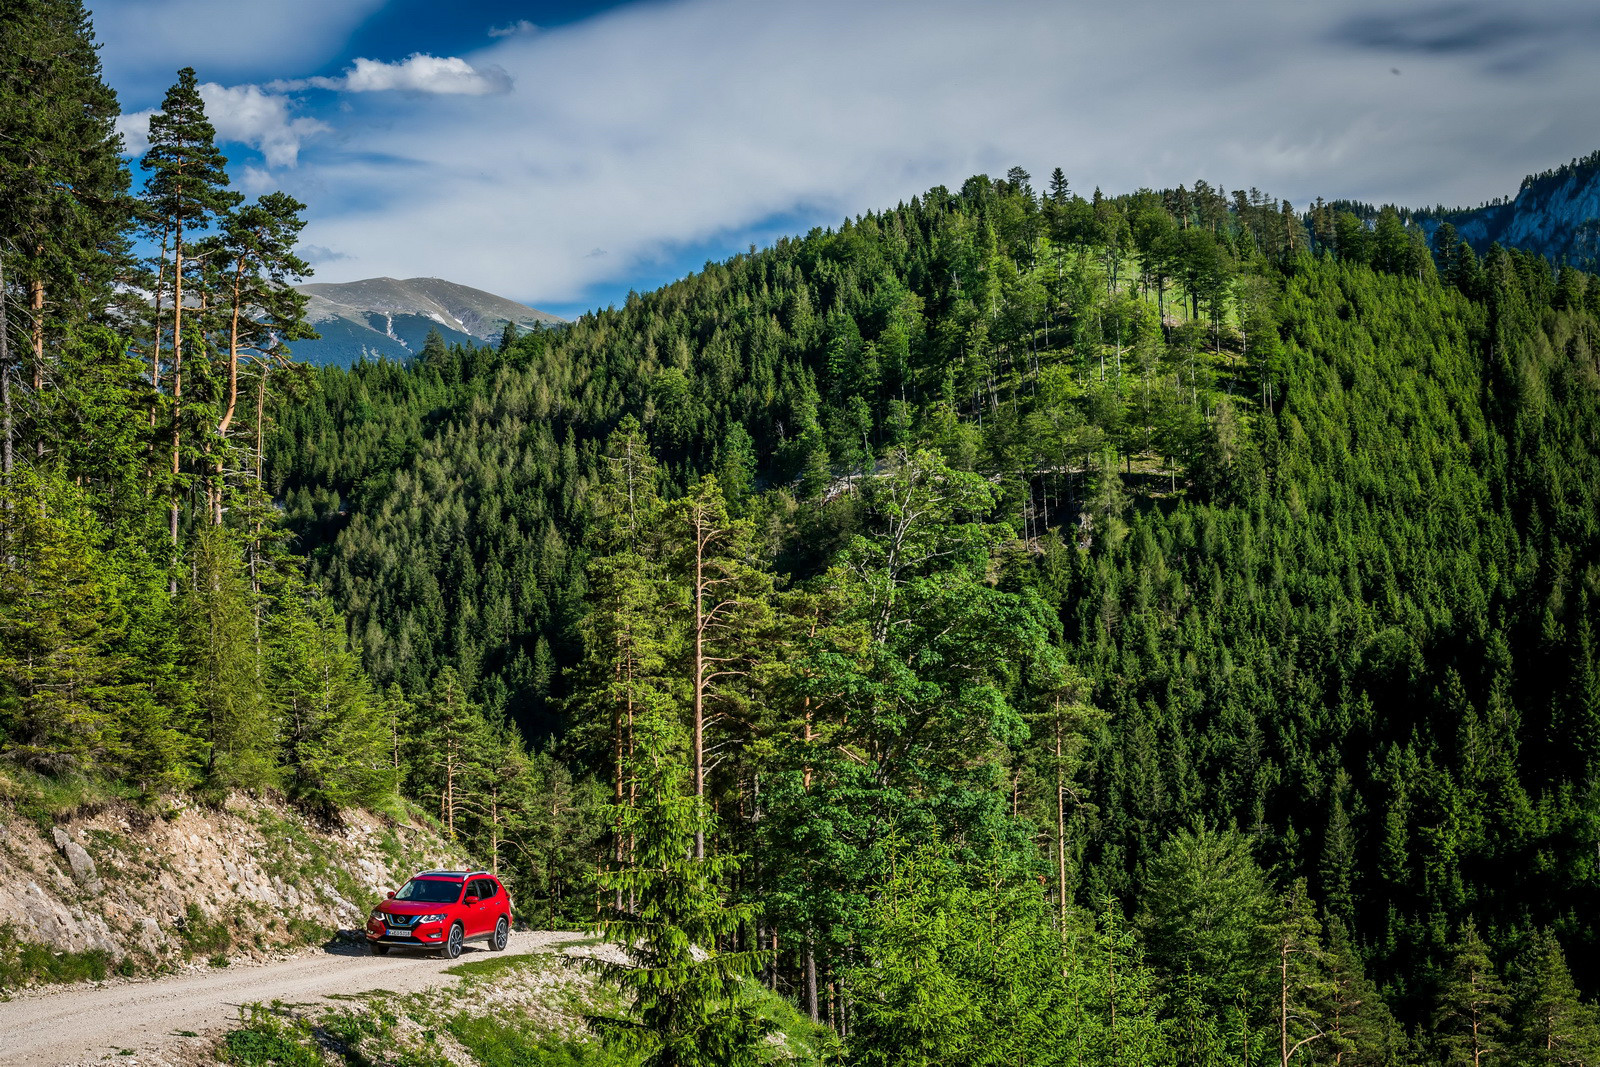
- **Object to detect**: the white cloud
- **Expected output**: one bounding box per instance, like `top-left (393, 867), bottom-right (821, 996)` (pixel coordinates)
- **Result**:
top-left (114, 83), bottom-right (327, 168)
top-left (272, 54), bottom-right (512, 95)
top-left (115, 110), bottom-right (155, 157)
top-left (91, 0), bottom-right (385, 91)
top-left (201, 84), bottom-right (328, 167)
top-left (269, 0), bottom-right (1600, 308)
top-left (489, 20), bottom-right (537, 39)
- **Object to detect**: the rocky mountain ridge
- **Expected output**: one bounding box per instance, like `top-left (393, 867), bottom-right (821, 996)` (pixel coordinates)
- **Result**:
top-left (1417, 150), bottom-right (1600, 265)
top-left (289, 276), bottom-right (565, 367)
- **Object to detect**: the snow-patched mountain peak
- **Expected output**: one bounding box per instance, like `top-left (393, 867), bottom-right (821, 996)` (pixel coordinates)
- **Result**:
top-left (289, 277), bottom-right (564, 367)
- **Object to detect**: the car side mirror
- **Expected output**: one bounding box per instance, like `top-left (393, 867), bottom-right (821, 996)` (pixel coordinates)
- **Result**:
top-left (386, 891), bottom-right (396, 899)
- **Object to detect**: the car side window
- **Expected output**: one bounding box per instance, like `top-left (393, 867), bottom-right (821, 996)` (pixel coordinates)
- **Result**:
top-left (468, 878), bottom-right (488, 901)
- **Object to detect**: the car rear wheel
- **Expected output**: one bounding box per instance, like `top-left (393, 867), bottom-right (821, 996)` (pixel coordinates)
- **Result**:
top-left (369, 942), bottom-right (390, 956)
top-left (491, 916), bottom-right (509, 952)
top-left (441, 923), bottom-right (464, 959)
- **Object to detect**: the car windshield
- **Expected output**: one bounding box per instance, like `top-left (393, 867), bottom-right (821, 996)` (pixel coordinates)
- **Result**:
top-left (393, 878), bottom-right (461, 903)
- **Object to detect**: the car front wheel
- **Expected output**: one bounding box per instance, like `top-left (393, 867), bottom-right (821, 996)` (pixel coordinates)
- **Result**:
top-left (491, 916), bottom-right (509, 952)
top-left (441, 923), bottom-right (464, 959)
top-left (369, 942), bottom-right (390, 956)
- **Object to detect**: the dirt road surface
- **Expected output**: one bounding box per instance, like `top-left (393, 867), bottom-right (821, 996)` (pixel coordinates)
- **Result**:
top-left (0, 931), bottom-right (577, 1066)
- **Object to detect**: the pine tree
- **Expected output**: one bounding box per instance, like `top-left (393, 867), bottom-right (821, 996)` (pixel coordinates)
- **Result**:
top-left (0, 0), bottom-right (131, 467)
top-left (589, 717), bottom-right (771, 1067)
top-left (267, 592), bottom-right (392, 810)
top-left (466, 724), bottom-right (535, 878)
top-left (673, 474), bottom-right (774, 859)
top-left (185, 524), bottom-right (272, 789)
top-left (1320, 777), bottom-right (1359, 928)
top-left (1139, 826), bottom-right (1272, 1012)
top-left (0, 470), bottom-right (121, 773)
top-left (1436, 921), bottom-right (1509, 1067)
top-left (1513, 929), bottom-right (1600, 1066)
top-left (1270, 879), bottom-right (1334, 1067)
top-left (1048, 167), bottom-right (1071, 206)
top-left (205, 192), bottom-right (314, 524)
top-left (139, 67), bottom-right (240, 551)
top-left (1070, 901), bottom-right (1172, 1067)
top-left (1323, 917), bottom-right (1403, 1066)
top-left (417, 667), bottom-right (491, 838)
top-left (116, 565), bottom-right (199, 791)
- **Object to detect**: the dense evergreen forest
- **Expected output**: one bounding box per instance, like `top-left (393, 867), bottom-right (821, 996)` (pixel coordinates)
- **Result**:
top-left (6, 2), bottom-right (1600, 1064)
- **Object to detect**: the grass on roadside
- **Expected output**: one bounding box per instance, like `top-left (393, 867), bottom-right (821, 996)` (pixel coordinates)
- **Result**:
top-left (0, 923), bottom-right (112, 993)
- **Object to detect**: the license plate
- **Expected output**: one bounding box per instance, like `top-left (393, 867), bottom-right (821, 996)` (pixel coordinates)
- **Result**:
top-left (386, 926), bottom-right (410, 937)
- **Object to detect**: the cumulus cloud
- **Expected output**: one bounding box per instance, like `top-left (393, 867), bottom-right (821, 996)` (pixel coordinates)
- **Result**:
top-left (263, 0), bottom-right (1600, 310)
top-left (272, 54), bottom-right (512, 95)
top-left (202, 84), bottom-right (328, 167)
top-left (115, 110), bottom-right (155, 157)
top-left (115, 82), bottom-right (327, 168)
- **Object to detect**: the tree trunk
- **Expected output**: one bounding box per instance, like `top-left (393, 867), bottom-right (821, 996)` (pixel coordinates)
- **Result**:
top-left (219, 265), bottom-right (244, 436)
top-left (1055, 709), bottom-right (1067, 923)
top-left (692, 509), bottom-right (707, 860)
top-left (28, 268), bottom-right (43, 460)
top-left (169, 232), bottom-right (185, 594)
top-left (1, 256), bottom-right (11, 478)
top-left (805, 937), bottom-right (819, 1022)
top-left (149, 238), bottom-right (168, 474)
top-left (489, 795), bottom-right (499, 876)
top-left (1281, 936), bottom-right (1290, 1067)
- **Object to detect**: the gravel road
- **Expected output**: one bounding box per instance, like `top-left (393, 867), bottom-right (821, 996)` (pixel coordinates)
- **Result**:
top-left (0, 931), bottom-right (578, 1066)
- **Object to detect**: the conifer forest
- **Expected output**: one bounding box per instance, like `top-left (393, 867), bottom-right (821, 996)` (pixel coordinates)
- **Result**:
top-left (5, 2), bottom-right (1600, 1064)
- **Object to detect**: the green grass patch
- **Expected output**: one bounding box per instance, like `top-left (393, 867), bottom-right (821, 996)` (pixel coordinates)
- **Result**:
top-left (0, 923), bottom-right (113, 991)
top-left (178, 903), bottom-right (232, 959)
top-left (444, 953), bottom-right (552, 980)
top-left (746, 982), bottom-right (839, 1064)
top-left (287, 917), bottom-right (336, 946)
top-left (0, 767), bottom-right (142, 830)
top-left (448, 1014), bottom-right (630, 1067)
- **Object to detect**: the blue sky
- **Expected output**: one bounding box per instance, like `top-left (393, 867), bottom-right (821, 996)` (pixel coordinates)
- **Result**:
top-left (93, 0), bottom-right (1600, 320)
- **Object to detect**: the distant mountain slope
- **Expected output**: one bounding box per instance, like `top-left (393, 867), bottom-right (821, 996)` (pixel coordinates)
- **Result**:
top-left (1417, 150), bottom-right (1600, 265)
top-left (288, 277), bottom-right (565, 367)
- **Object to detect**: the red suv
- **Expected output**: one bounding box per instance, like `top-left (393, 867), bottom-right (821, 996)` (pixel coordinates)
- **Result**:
top-left (365, 869), bottom-right (512, 958)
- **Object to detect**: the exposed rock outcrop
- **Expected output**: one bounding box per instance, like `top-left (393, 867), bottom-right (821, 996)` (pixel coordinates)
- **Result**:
top-left (0, 795), bottom-right (469, 986)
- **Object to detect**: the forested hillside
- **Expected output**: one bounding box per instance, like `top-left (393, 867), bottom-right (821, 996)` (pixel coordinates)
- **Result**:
top-left (266, 168), bottom-right (1600, 1062)
top-left (6, 2), bottom-right (1600, 1063)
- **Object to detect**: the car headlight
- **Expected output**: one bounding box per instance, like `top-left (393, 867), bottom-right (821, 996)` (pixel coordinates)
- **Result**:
top-left (417, 914), bottom-right (446, 924)
top-left (370, 910), bottom-right (384, 922)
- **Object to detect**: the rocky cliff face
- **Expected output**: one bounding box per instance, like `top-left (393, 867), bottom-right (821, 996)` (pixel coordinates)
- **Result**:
top-left (1419, 151), bottom-right (1600, 265)
top-left (0, 794), bottom-right (468, 982)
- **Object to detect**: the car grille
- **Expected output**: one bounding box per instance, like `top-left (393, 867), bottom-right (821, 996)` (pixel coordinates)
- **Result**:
top-left (384, 914), bottom-right (418, 926)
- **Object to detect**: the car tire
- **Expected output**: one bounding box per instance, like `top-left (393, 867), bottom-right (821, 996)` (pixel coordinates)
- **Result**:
top-left (441, 923), bottom-right (464, 960)
top-left (491, 916), bottom-right (509, 952)
top-left (370, 942), bottom-right (390, 956)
